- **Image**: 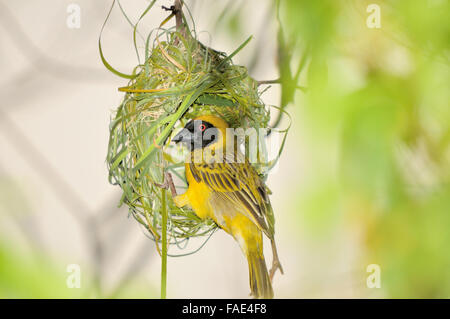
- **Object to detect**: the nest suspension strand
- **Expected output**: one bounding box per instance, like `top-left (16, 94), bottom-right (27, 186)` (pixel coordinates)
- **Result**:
top-left (106, 4), bottom-right (274, 256)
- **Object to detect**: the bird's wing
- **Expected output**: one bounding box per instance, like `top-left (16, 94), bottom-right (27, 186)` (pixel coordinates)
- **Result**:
top-left (189, 153), bottom-right (275, 238)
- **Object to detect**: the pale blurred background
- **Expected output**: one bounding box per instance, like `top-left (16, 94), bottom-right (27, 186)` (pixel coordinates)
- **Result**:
top-left (0, 0), bottom-right (448, 298)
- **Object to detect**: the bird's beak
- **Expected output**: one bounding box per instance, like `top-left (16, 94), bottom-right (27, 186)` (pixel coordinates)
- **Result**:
top-left (172, 128), bottom-right (192, 144)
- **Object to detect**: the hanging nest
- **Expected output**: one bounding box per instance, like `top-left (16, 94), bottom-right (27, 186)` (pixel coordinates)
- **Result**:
top-left (106, 18), bottom-right (276, 255)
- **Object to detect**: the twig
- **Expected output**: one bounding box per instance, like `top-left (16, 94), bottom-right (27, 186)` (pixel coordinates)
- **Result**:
top-left (257, 78), bottom-right (281, 85)
top-left (258, 78), bottom-right (308, 93)
top-left (174, 0), bottom-right (186, 38)
top-left (163, 0), bottom-right (186, 42)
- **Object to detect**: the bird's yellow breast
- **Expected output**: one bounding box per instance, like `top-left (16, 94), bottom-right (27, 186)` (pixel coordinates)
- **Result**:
top-left (184, 162), bottom-right (214, 220)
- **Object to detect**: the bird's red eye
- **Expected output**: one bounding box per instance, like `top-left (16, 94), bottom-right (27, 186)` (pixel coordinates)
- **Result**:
top-left (199, 123), bottom-right (206, 132)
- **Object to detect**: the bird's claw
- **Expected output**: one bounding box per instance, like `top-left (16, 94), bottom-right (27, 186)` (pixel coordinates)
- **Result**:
top-left (269, 238), bottom-right (284, 282)
top-left (155, 172), bottom-right (177, 197)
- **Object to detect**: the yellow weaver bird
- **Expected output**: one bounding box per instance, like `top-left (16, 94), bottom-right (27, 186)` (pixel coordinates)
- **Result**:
top-left (172, 115), bottom-right (283, 299)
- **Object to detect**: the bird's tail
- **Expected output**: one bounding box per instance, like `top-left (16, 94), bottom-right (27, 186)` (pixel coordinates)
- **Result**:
top-left (247, 249), bottom-right (274, 299)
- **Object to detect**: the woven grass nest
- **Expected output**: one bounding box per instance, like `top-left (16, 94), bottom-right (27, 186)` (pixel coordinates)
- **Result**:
top-left (106, 20), bottom-right (280, 255)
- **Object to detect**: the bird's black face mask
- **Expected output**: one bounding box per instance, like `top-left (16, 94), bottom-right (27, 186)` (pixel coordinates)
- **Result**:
top-left (172, 120), bottom-right (218, 151)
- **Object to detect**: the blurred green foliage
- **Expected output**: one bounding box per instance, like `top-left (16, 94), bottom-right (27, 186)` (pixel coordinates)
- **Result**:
top-left (281, 0), bottom-right (449, 297)
top-left (0, 241), bottom-right (157, 298)
top-left (0, 243), bottom-right (84, 298)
